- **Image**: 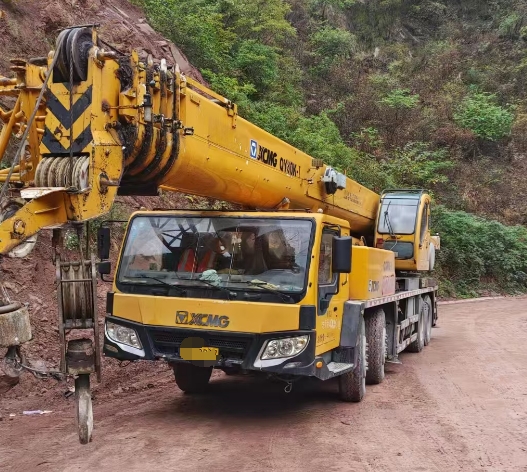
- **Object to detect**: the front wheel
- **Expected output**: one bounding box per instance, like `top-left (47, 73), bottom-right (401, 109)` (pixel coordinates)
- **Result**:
top-left (339, 316), bottom-right (366, 402)
top-left (173, 363), bottom-right (212, 393)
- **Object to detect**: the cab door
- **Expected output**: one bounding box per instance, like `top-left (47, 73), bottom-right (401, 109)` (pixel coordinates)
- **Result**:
top-left (315, 226), bottom-right (348, 354)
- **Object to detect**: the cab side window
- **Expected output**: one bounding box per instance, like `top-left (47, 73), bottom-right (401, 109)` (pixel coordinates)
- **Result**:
top-left (420, 203), bottom-right (429, 245)
top-left (318, 230), bottom-right (336, 285)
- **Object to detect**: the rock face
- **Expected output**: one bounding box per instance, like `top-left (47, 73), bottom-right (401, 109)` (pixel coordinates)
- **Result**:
top-left (0, 0), bottom-right (205, 83)
top-left (0, 0), bottom-right (209, 404)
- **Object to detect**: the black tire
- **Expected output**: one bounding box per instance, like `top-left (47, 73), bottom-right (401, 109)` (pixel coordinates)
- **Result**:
top-left (339, 316), bottom-right (366, 402)
top-left (173, 363), bottom-right (212, 393)
top-left (407, 302), bottom-right (425, 353)
top-left (365, 308), bottom-right (386, 385)
top-left (422, 295), bottom-right (432, 346)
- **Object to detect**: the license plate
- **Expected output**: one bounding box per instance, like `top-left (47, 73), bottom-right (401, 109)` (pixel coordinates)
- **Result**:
top-left (179, 346), bottom-right (219, 361)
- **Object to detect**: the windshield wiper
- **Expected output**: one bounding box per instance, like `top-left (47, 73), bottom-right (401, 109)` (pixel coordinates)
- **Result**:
top-left (122, 276), bottom-right (187, 294)
top-left (383, 201), bottom-right (397, 239)
top-left (244, 281), bottom-right (294, 303)
top-left (177, 276), bottom-right (237, 298)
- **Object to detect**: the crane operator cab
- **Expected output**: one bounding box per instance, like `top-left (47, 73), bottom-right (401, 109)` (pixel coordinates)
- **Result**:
top-left (374, 190), bottom-right (440, 272)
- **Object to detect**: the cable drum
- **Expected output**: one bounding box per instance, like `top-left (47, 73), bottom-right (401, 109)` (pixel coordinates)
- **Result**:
top-left (57, 259), bottom-right (95, 328)
top-left (34, 156), bottom-right (89, 189)
top-left (53, 27), bottom-right (95, 84)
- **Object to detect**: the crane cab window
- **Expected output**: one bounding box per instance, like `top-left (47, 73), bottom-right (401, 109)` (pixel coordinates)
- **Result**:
top-left (377, 197), bottom-right (419, 236)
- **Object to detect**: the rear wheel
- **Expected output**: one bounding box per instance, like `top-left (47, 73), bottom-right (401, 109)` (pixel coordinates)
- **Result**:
top-left (408, 303), bottom-right (425, 353)
top-left (422, 295), bottom-right (433, 346)
top-left (173, 363), bottom-right (212, 393)
top-left (365, 308), bottom-right (386, 385)
top-left (339, 316), bottom-right (366, 402)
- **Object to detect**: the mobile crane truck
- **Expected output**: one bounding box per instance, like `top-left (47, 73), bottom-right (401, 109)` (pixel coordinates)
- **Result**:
top-left (0, 26), bottom-right (439, 444)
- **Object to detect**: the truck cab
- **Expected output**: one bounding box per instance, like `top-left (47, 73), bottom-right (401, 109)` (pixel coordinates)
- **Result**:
top-left (102, 211), bottom-right (365, 387)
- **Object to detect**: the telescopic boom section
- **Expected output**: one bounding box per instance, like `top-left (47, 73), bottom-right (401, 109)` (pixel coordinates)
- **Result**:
top-left (0, 27), bottom-right (379, 255)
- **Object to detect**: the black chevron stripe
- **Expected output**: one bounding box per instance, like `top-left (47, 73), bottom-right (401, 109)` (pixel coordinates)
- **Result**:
top-left (41, 124), bottom-right (93, 155)
top-left (45, 85), bottom-right (93, 130)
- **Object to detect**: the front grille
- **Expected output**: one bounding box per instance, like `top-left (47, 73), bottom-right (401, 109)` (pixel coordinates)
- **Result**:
top-left (148, 328), bottom-right (253, 359)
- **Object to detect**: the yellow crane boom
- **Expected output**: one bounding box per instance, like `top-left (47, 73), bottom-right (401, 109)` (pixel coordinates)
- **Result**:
top-left (0, 26), bottom-right (379, 258)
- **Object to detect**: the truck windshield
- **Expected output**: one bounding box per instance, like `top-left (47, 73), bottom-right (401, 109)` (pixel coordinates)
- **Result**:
top-left (377, 198), bottom-right (419, 235)
top-left (117, 216), bottom-right (313, 294)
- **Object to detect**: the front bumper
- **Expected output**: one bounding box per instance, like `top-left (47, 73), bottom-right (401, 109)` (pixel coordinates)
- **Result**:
top-left (103, 315), bottom-right (323, 377)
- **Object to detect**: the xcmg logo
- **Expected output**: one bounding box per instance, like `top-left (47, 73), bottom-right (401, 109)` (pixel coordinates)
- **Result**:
top-left (175, 311), bottom-right (230, 328)
top-left (250, 139), bottom-right (258, 159)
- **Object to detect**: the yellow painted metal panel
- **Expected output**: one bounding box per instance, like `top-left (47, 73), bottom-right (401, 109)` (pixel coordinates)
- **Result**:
top-left (349, 246), bottom-right (396, 300)
top-left (113, 293), bottom-right (302, 333)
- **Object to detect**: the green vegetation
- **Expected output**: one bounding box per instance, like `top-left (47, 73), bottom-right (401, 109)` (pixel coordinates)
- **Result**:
top-left (135, 0), bottom-right (527, 297)
top-left (433, 207), bottom-right (527, 298)
top-left (380, 89), bottom-right (420, 111)
top-left (453, 89), bottom-right (515, 141)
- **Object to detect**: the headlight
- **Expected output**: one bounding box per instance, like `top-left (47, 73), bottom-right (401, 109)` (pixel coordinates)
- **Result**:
top-left (106, 321), bottom-right (142, 349)
top-left (261, 335), bottom-right (309, 360)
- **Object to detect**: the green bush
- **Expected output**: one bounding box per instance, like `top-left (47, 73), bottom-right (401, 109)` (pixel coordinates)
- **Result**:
top-left (310, 26), bottom-right (356, 72)
top-left (201, 70), bottom-right (256, 110)
top-left (432, 206), bottom-right (527, 297)
top-left (381, 141), bottom-right (453, 187)
top-left (139, 0), bottom-right (235, 72)
top-left (245, 101), bottom-right (299, 141)
top-left (233, 40), bottom-right (279, 94)
top-left (218, 0), bottom-right (294, 45)
top-left (498, 12), bottom-right (524, 39)
top-left (287, 112), bottom-right (356, 168)
top-left (380, 89), bottom-right (420, 110)
top-left (453, 90), bottom-right (515, 141)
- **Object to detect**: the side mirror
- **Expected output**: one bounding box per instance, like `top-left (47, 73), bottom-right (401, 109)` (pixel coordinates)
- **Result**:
top-left (98, 261), bottom-right (111, 275)
top-left (97, 227), bottom-right (111, 260)
top-left (332, 236), bottom-right (352, 273)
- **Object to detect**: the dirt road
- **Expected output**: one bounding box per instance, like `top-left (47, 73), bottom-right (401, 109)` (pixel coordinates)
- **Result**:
top-left (1, 298), bottom-right (527, 472)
